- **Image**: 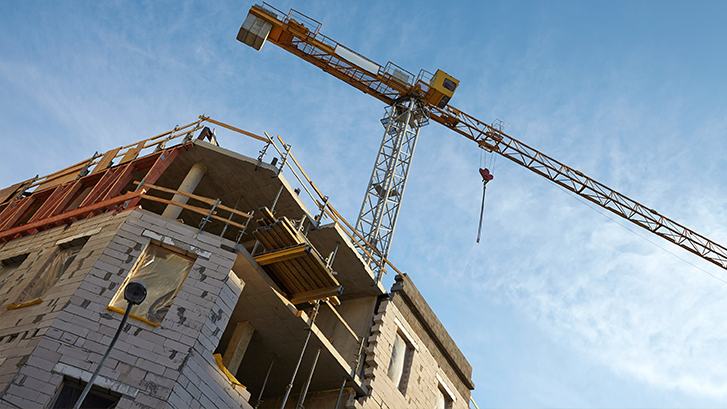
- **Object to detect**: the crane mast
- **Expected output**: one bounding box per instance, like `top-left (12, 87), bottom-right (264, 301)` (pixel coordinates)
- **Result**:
top-left (356, 98), bottom-right (428, 280)
top-left (237, 3), bottom-right (727, 277)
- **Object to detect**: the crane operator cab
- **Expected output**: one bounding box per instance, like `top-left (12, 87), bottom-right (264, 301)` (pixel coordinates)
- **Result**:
top-left (425, 69), bottom-right (460, 109)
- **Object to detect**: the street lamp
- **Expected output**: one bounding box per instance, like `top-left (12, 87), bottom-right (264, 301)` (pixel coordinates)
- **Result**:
top-left (73, 281), bottom-right (147, 409)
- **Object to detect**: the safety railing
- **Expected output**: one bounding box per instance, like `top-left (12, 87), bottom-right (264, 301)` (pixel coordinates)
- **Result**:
top-left (140, 183), bottom-right (254, 241)
top-left (261, 132), bottom-right (403, 279)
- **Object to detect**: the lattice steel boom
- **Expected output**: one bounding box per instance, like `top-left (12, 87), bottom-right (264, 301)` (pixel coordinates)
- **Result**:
top-left (237, 3), bottom-right (727, 275)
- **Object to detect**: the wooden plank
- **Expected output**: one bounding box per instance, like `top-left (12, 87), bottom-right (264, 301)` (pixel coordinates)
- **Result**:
top-left (282, 258), bottom-right (317, 292)
top-left (124, 146), bottom-right (180, 209)
top-left (79, 166), bottom-right (123, 208)
top-left (277, 134), bottom-right (326, 200)
top-left (203, 117), bottom-right (269, 142)
top-left (49, 180), bottom-right (84, 217)
top-left (267, 224), bottom-right (295, 248)
top-left (0, 190), bottom-right (142, 243)
top-left (143, 183), bottom-right (251, 219)
top-left (140, 195), bottom-right (247, 230)
top-left (0, 196), bottom-right (35, 230)
top-left (90, 147), bottom-right (121, 174)
top-left (254, 244), bottom-right (311, 266)
top-left (101, 162), bottom-right (135, 201)
top-left (253, 229), bottom-right (276, 253)
top-left (0, 181), bottom-right (27, 205)
top-left (286, 252), bottom-right (326, 289)
top-left (27, 185), bottom-right (70, 224)
top-left (36, 162), bottom-right (87, 191)
top-left (302, 251), bottom-right (337, 287)
top-left (270, 262), bottom-right (306, 295)
top-left (119, 142), bottom-right (145, 164)
top-left (289, 285), bottom-right (343, 305)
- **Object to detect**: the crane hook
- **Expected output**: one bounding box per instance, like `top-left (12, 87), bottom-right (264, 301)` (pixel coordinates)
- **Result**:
top-left (477, 168), bottom-right (494, 243)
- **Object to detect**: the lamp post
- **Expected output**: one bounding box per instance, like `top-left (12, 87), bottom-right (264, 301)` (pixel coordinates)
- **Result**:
top-left (73, 281), bottom-right (147, 409)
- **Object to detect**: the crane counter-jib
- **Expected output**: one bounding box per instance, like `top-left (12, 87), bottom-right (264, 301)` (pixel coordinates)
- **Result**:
top-left (238, 3), bottom-right (460, 110)
top-left (236, 3), bottom-right (727, 274)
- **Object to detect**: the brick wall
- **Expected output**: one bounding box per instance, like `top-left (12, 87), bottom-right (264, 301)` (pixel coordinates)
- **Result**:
top-left (0, 209), bottom-right (252, 409)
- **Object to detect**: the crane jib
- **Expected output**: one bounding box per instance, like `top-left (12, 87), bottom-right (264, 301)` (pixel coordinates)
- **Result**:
top-left (238, 3), bottom-right (727, 273)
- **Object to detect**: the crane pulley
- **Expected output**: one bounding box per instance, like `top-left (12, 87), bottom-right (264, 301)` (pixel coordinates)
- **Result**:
top-left (237, 2), bottom-right (727, 278)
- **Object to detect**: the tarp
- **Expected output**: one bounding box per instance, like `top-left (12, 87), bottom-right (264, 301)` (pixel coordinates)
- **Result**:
top-left (110, 245), bottom-right (194, 326)
top-left (25, 245), bottom-right (81, 301)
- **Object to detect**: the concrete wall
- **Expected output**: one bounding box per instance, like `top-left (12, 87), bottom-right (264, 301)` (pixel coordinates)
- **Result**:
top-left (314, 296), bottom-right (377, 371)
top-left (0, 209), bottom-right (252, 409)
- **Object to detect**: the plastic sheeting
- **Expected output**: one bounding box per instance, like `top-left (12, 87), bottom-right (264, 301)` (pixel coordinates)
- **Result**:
top-left (0, 263), bottom-right (21, 293)
top-left (110, 245), bottom-right (194, 326)
top-left (23, 245), bottom-right (81, 302)
top-left (387, 332), bottom-right (408, 389)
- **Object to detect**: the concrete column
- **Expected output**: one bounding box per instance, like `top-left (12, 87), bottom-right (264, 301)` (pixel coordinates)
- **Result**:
top-left (222, 321), bottom-right (255, 374)
top-left (161, 162), bottom-right (206, 220)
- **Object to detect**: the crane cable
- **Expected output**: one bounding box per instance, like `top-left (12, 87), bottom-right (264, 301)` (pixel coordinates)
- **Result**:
top-left (477, 167), bottom-right (494, 243)
top-left (477, 150), bottom-right (496, 243)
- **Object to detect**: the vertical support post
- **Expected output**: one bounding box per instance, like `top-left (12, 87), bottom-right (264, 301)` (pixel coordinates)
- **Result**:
top-left (280, 301), bottom-right (320, 409)
top-left (222, 321), bottom-right (255, 375)
top-left (334, 377), bottom-right (347, 409)
top-left (236, 210), bottom-right (254, 244)
top-left (254, 356), bottom-right (275, 409)
top-left (221, 196), bottom-right (243, 237)
top-left (270, 184), bottom-right (285, 213)
top-left (161, 162), bottom-right (207, 220)
top-left (295, 346), bottom-right (322, 409)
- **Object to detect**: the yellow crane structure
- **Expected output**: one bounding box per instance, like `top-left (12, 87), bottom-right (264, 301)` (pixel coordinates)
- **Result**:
top-left (236, 3), bottom-right (727, 280)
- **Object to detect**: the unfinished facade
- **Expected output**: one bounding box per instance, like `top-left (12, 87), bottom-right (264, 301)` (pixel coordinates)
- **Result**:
top-left (0, 117), bottom-right (475, 409)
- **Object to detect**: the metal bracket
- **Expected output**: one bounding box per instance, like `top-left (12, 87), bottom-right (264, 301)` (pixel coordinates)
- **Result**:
top-left (75, 152), bottom-right (100, 182)
top-left (256, 142), bottom-right (271, 171)
top-left (221, 196), bottom-right (243, 237)
top-left (314, 196), bottom-right (329, 227)
top-left (276, 143), bottom-right (291, 176)
top-left (156, 125), bottom-right (178, 152)
top-left (326, 241), bottom-right (340, 269)
top-left (198, 198), bottom-right (220, 233)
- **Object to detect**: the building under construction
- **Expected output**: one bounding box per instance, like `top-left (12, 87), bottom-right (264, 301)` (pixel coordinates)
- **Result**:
top-left (0, 117), bottom-right (476, 408)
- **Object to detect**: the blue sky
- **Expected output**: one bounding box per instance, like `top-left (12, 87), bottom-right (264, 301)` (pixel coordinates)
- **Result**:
top-left (2, 1), bottom-right (727, 407)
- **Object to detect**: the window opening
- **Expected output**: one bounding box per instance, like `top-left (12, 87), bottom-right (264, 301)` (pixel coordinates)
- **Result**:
top-left (434, 386), bottom-right (453, 409)
top-left (24, 245), bottom-right (83, 302)
top-left (50, 377), bottom-right (120, 409)
top-left (387, 332), bottom-right (412, 392)
top-left (109, 244), bottom-right (194, 326)
top-left (435, 373), bottom-right (457, 409)
top-left (0, 254), bottom-right (28, 292)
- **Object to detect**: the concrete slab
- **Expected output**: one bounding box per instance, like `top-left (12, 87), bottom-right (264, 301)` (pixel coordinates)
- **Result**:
top-left (150, 141), bottom-right (385, 301)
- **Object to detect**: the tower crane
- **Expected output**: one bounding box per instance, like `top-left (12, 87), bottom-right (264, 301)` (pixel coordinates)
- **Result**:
top-left (236, 3), bottom-right (727, 281)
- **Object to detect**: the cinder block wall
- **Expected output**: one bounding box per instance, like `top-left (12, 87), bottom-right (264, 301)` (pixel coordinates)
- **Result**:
top-left (353, 297), bottom-right (470, 409)
top-left (0, 209), bottom-right (251, 409)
